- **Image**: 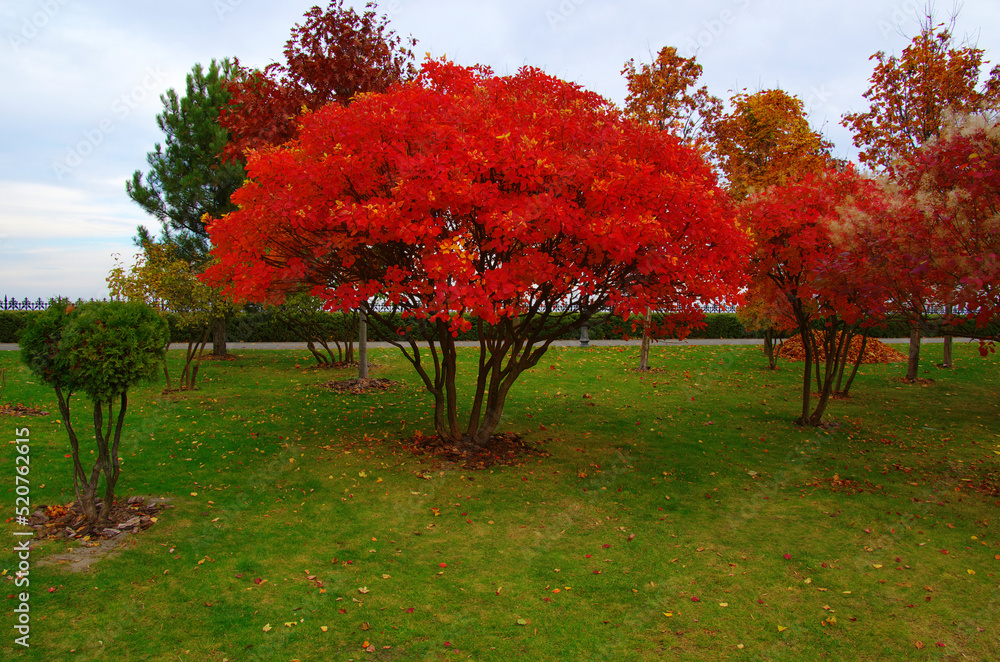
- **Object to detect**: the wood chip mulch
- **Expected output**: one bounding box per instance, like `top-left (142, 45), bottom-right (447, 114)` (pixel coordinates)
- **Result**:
top-left (27, 496), bottom-right (170, 541)
top-left (0, 403), bottom-right (49, 416)
top-left (321, 377), bottom-right (397, 394)
top-left (777, 332), bottom-right (907, 364)
top-left (400, 431), bottom-right (549, 469)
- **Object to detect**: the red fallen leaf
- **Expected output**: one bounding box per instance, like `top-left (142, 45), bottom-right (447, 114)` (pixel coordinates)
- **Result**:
top-left (627, 533), bottom-right (635, 542)
top-left (65, 454), bottom-right (71, 458)
top-left (821, 562), bottom-right (827, 568)
top-left (940, 550), bottom-right (949, 555)
top-left (585, 554), bottom-right (592, 558)
top-left (593, 570), bottom-right (602, 574)
top-left (925, 596), bottom-right (932, 602)
top-left (205, 602), bottom-right (213, 607)
top-left (6, 594), bottom-right (13, 599)
top-left (47, 587), bottom-right (57, 593)
top-left (253, 578), bottom-right (263, 584)
top-left (444, 641), bottom-right (452, 646)
top-left (783, 554), bottom-right (792, 560)
top-left (936, 643), bottom-right (946, 647)
top-left (235, 574), bottom-right (243, 579)
top-left (405, 607), bottom-right (415, 613)
top-left (691, 596), bottom-right (700, 602)
top-left (757, 599), bottom-right (764, 604)
top-left (339, 609), bottom-right (347, 614)
top-left (439, 563), bottom-right (448, 568)
top-left (539, 424), bottom-right (547, 431)
top-left (895, 557), bottom-right (901, 563)
top-left (603, 544), bottom-right (611, 549)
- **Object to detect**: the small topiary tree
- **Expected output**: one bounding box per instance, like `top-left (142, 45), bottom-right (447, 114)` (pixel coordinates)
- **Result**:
top-left (20, 300), bottom-right (168, 529)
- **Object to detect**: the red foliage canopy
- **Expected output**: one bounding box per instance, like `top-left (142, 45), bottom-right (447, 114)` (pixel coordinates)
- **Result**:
top-left (895, 114), bottom-right (1000, 330)
top-left (205, 60), bottom-right (746, 335)
top-left (220, 0), bottom-right (415, 160)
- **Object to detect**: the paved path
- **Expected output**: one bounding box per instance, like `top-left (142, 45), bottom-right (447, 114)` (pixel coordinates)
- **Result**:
top-left (0, 337), bottom-right (943, 351)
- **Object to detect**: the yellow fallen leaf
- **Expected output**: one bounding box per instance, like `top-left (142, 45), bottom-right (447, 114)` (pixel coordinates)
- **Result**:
top-left (190, 492), bottom-right (197, 497)
top-left (321, 626), bottom-right (328, 632)
top-left (777, 626), bottom-right (788, 632)
top-left (827, 615), bottom-right (837, 624)
top-left (262, 624), bottom-right (272, 632)
top-left (663, 612), bottom-right (673, 617)
top-left (719, 602), bottom-right (729, 607)
top-left (359, 471), bottom-right (367, 477)
top-left (284, 622), bottom-right (296, 627)
top-left (197, 559), bottom-right (206, 565)
top-left (873, 564), bottom-right (883, 569)
top-left (967, 569), bottom-right (976, 575)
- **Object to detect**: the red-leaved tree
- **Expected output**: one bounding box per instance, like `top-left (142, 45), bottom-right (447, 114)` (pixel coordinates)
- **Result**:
top-left (205, 60), bottom-right (747, 450)
top-left (741, 167), bottom-right (890, 426)
top-left (893, 111), bottom-right (1000, 349)
top-left (220, 0), bottom-right (416, 160)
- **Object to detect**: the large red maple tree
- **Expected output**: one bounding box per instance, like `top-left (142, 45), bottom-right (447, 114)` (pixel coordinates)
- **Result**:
top-left (205, 60), bottom-right (746, 449)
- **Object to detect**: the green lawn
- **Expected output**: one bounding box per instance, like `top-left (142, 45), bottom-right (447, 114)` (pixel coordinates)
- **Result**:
top-left (1, 341), bottom-right (998, 661)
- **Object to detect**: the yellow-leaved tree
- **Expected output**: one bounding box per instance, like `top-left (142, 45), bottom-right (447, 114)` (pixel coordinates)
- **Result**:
top-left (108, 243), bottom-right (234, 391)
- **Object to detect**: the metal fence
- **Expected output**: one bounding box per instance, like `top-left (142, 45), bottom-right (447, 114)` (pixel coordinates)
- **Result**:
top-left (1, 297), bottom-right (49, 311)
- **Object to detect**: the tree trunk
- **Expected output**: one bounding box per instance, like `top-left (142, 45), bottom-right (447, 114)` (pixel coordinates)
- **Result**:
top-left (764, 328), bottom-right (778, 369)
top-left (638, 308), bottom-right (652, 371)
top-left (942, 305), bottom-right (953, 367)
top-left (211, 316), bottom-right (227, 357)
top-left (906, 328), bottom-right (921, 381)
top-left (358, 307), bottom-right (368, 379)
top-left (838, 333), bottom-right (868, 397)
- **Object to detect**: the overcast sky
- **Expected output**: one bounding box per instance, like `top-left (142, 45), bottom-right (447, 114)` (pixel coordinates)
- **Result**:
top-left (1, 0), bottom-right (998, 301)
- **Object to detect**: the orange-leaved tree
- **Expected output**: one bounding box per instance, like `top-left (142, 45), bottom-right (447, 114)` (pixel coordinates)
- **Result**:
top-left (622, 46), bottom-right (723, 370)
top-left (622, 46), bottom-right (722, 143)
top-left (711, 88), bottom-right (833, 202)
top-left (741, 167), bottom-right (891, 425)
top-left (843, 15), bottom-right (1000, 375)
top-left (205, 60), bottom-right (747, 450)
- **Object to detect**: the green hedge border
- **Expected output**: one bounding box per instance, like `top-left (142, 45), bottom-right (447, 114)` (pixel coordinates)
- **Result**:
top-left (6, 309), bottom-right (996, 345)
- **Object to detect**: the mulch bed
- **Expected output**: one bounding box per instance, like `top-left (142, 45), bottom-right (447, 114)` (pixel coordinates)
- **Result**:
top-left (0, 403), bottom-right (49, 416)
top-left (321, 377), bottom-right (397, 394)
top-left (400, 431), bottom-right (549, 469)
top-left (777, 332), bottom-right (907, 364)
top-left (27, 496), bottom-right (170, 541)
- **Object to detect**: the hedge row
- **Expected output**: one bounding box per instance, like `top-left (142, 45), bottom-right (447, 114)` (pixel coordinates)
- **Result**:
top-left (3, 309), bottom-right (997, 344)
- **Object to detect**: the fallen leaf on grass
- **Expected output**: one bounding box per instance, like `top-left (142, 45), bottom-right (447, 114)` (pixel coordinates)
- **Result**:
top-left (777, 625), bottom-right (788, 632)
top-left (516, 618), bottom-right (528, 626)
top-left (262, 624), bottom-right (272, 632)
